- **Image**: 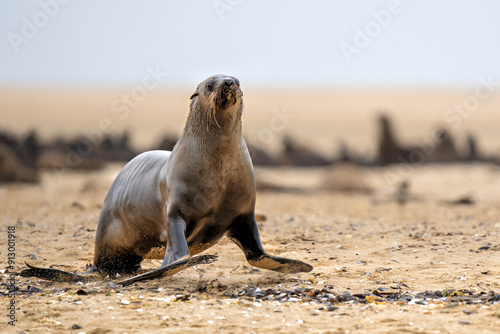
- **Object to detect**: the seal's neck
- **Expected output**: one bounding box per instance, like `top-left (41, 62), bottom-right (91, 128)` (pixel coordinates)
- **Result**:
top-left (178, 101), bottom-right (244, 164)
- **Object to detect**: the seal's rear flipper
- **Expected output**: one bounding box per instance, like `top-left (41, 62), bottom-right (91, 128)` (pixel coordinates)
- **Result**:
top-left (19, 262), bottom-right (99, 283)
top-left (116, 254), bottom-right (218, 287)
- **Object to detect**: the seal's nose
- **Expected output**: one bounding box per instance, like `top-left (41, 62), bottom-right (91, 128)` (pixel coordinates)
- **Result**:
top-left (224, 79), bottom-right (234, 87)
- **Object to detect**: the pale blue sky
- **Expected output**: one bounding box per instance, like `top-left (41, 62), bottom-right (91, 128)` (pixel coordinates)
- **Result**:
top-left (1, 1), bottom-right (499, 88)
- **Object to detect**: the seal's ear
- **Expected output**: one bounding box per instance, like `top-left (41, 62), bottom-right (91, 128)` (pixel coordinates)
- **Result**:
top-left (190, 91), bottom-right (198, 100)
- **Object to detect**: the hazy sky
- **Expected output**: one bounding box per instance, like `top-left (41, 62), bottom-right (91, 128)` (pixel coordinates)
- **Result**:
top-left (1, 1), bottom-right (499, 88)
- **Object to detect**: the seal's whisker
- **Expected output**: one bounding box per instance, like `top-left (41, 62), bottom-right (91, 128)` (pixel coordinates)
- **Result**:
top-left (212, 105), bottom-right (221, 129)
top-left (205, 90), bottom-right (222, 130)
top-left (205, 93), bottom-right (214, 131)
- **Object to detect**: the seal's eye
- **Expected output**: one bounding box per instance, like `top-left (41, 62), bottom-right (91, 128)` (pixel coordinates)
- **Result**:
top-left (206, 82), bottom-right (214, 91)
top-left (234, 79), bottom-right (240, 87)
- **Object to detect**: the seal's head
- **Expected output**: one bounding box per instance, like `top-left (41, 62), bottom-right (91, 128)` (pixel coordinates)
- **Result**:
top-left (188, 75), bottom-right (243, 132)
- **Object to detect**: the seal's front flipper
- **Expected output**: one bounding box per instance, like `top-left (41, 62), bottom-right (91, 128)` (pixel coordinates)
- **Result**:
top-left (117, 258), bottom-right (189, 286)
top-left (187, 254), bottom-right (218, 267)
top-left (228, 214), bottom-right (313, 274)
top-left (117, 210), bottom-right (196, 287)
top-left (116, 255), bottom-right (218, 287)
top-left (248, 255), bottom-right (313, 273)
top-left (19, 262), bottom-right (99, 282)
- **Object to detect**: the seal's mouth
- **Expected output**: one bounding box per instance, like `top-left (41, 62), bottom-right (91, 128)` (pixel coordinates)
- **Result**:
top-left (216, 84), bottom-right (241, 108)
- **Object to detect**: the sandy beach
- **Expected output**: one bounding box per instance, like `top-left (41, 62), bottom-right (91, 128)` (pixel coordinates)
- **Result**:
top-left (1, 89), bottom-right (499, 333)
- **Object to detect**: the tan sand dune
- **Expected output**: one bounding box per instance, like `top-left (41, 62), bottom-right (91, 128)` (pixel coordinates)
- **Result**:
top-left (1, 88), bottom-right (499, 156)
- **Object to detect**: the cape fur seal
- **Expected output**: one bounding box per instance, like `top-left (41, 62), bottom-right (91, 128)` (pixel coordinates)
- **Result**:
top-left (21, 75), bottom-right (313, 286)
top-left (377, 114), bottom-right (413, 165)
